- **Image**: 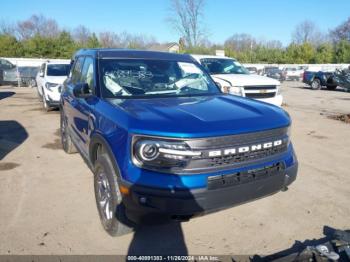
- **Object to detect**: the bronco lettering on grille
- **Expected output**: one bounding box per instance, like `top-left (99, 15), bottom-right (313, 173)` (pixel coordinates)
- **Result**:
top-left (208, 139), bottom-right (283, 157)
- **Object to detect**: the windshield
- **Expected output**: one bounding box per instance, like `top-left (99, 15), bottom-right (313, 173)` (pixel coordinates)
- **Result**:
top-left (267, 68), bottom-right (280, 73)
top-left (47, 64), bottom-right (70, 76)
top-left (99, 59), bottom-right (220, 98)
top-left (200, 58), bottom-right (249, 75)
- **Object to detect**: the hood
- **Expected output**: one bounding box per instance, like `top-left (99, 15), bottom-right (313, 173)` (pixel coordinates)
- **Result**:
top-left (108, 95), bottom-right (290, 138)
top-left (212, 74), bottom-right (280, 86)
top-left (45, 76), bottom-right (67, 84)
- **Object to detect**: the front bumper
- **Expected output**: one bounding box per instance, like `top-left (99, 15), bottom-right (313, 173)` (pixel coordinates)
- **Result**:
top-left (122, 160), bottom-right (298, 223)
top-left (44, 86), bottom-right (61, 107)
top-left (257, 94), bottom-right (283, 107)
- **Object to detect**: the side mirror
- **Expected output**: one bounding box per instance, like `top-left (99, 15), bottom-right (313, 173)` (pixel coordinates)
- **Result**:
top-left (73, 83), bottom-right (91, 98)
top-left (39, 72), bottom-right (44, 77)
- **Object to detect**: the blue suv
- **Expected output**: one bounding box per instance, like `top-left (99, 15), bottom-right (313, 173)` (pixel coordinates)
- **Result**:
top-left (60, 49), bottom-right (298, 236)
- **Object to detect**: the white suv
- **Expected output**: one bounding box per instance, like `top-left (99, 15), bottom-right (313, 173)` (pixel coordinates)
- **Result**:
top-left (36, 61), bottom-right (70, 111)
top-left (191, 55), bottom-right (283, 107)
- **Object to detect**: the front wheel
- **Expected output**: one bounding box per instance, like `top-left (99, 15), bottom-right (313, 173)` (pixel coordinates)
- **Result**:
top-left (42, 94), bottom-right (51, 112)
top-left (36, 86), bottom-right (43, 101)
top-left (94, 153), bottom-right (134, 236)
top-left (311, 79), bottom-right (321, 90)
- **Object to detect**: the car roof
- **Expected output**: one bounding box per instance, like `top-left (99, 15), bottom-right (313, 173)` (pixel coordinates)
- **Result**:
top-left (190, 54), bottom-right (236, 62)
top-left (74, 48), bottom-right (194, 62)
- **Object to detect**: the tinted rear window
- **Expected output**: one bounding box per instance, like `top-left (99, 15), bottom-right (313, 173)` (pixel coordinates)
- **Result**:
top-left (47, 64), bottom-right (70, 76)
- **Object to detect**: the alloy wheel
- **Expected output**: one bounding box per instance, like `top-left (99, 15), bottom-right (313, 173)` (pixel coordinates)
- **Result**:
top-left (96, 171), bottom-right (114, 224)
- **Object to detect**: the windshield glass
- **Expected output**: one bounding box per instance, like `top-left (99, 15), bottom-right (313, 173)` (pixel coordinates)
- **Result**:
top-left (47, 64), bottom-right (70, 76)
top-left (99, 59), bottom-right (220, 98)
top-left (200, 58), bottom-right (249, 75)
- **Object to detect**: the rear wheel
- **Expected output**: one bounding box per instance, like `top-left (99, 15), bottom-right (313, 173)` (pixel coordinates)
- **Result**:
top-left (94, 153), bottom-right (133, 236)
top-left (29, 79), bottom-right (36, 88)
top-left (311, 78), bottom-right (321, 90)
top-left (60, 110), bottom-right (77, 154)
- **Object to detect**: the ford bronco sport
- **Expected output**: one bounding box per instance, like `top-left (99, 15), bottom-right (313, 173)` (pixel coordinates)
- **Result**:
top-left (60, 49), bottom-right (298, 236)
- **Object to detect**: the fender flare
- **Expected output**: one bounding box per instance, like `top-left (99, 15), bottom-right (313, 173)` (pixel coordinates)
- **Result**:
top-left (89, 133), bottom-right (123, 181)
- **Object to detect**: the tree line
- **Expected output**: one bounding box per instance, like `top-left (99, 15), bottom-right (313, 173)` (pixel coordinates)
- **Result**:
top-left (0, 2), bottom-right (350, 64)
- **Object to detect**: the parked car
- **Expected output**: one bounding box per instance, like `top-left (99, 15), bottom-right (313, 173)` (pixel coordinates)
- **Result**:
top-left (60, 49), bottom-right (298, 236)
top-left (246, 66), bottom-right (258, 74)
top-left (304, 66), bottom-right (350, 91)
top-left (0, 58), bottom-right (18, 86)
top-left (18, 66), bottom-right (39, 87)
top-left (333, 67), bottom-right (350, 91)
top-left (264, 67), bottom-right (286, 82)
top-left (191, 55), bottom-right (283, 106)
top-left (303, 70), bottom-right (338, 90)
top-left (36, 61), bottom-right (70, 111)
top-left (283, 67), bottom-right (304, 81)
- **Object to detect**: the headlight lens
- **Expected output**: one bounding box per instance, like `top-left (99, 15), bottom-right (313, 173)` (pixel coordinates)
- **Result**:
top-left (45, 82), bottom-right (58, 91)
top-left (132, 136), bottom-right (201, 170)
top-left (228, 86), bottom-right (243, 96)
top-left (276, 85), bottom-right (281, 95)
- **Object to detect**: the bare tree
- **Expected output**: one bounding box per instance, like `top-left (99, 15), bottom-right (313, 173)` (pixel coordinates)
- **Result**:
top-left (292, 20), bottom-right (326, 45)
top-left (330, 17), bottom-right (350, 42)
top-left (224, 34), bottom-right (256, 52)
top-left (168, 0), bottom-right (206, 48)
top-left (99, 31), bottom-right (120, 48)
top-left (72, 25), bottom-right (91, 45)
top-left (16, 14), bottom-right (59, 39)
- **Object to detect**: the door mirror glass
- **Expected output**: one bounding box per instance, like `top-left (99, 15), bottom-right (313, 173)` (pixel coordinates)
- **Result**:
top-left (73, 83), bottom-right (91, 98)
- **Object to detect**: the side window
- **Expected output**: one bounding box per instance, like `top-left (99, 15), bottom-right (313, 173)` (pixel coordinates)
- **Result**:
top-left (71, 57), bottom-right (85, 84)
top-left (80, 57), bottom-right (94, 93)
top-left (1, 59), bottom-right (14, 69)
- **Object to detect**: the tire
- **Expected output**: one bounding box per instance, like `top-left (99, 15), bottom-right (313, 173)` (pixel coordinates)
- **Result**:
top-left (94, 153), bottom-right (134, 236)
top-left (42, 91), bottom-right (51, 112)
top-left (60, 110), bottom-right (77, 154)
top-left (311, 78), bottom-right (321, 90)
top-left (29, 79), bottom-right (36, 88)
top-left (37, 86), bottom-right (43, 101)
top-left (326, 85), bottom-right (337, 90)
top-left (42, 96), bottom-right (51, 112)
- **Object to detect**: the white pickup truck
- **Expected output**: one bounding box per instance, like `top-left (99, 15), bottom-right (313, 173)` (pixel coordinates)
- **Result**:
top-left (36, 61), bottom-right (70, 111)
top-left (191, 55), bottom-right (283, 107)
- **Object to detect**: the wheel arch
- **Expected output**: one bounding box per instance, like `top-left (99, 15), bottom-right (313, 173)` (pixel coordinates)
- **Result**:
top-left (89, 133), bottom-right (122, 180)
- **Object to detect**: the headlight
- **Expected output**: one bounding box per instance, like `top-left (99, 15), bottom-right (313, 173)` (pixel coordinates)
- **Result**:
top-left (132, 136), bottom-right (201, 170)
top-left (276, 85), bottom-right (281, 95)
top-left (45, 82), bottom-right (58, 91)
top-left (228, 86), bottom-right (243, 96)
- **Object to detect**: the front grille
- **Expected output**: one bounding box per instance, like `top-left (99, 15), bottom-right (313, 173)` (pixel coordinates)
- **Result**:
top-left (244, 85), bottom-right (276, 90)
top-left (181, 127), bottom-right (289, 173)
top-left (209, 143), bottom-right (287, 167)
top-left (245, 92), bottom-right (276, 99)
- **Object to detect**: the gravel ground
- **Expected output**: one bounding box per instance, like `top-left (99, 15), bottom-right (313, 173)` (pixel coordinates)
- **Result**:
top-left (0, 82), bottom-right (349, 256)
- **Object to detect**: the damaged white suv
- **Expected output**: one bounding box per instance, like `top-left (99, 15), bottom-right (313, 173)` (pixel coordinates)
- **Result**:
top-left (191, 55), bottom-right (283, 107)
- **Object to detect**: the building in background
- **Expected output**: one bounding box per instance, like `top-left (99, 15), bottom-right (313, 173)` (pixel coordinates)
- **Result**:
top-left (148, 42), bottom-right (180, 53)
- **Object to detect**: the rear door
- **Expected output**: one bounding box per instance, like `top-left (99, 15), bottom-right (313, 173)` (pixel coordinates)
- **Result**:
top-left (62, 57), bottom-right (85, 151)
